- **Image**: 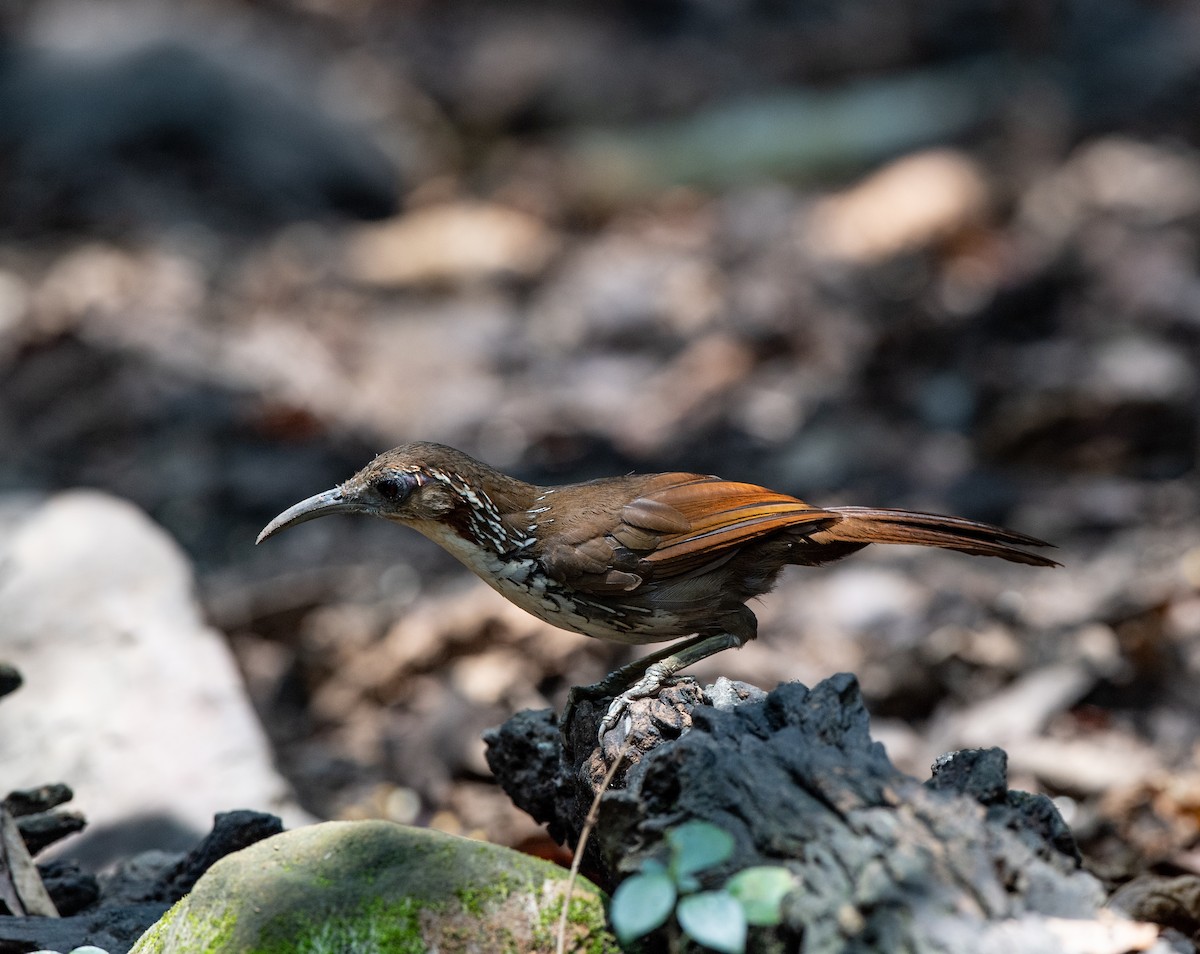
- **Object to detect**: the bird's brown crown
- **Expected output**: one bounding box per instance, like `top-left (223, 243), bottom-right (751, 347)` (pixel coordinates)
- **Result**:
top-left (341, 442), bottom-right (536, 526)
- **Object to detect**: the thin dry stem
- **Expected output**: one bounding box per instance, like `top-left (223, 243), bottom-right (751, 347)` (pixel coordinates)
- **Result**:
top-left (556, 746), bottom-right (628, 954)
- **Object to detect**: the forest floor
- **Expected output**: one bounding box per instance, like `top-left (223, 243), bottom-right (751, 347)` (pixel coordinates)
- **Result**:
top-left (1, 0), bottom-right (1199, 899)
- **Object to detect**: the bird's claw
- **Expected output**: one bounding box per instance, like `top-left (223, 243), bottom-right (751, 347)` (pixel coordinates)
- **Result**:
top-left (597, 695), bottom-right (633, 740)
top-left (594, 662), bottom-right (674, 743)
top-left (561, 683), bottom-right (649, 748)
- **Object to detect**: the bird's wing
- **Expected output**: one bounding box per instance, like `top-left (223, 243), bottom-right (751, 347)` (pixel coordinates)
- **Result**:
top-left (630, 475), bottom-right (839, 577)
top-left (538, 473), bottom-right (838, 593)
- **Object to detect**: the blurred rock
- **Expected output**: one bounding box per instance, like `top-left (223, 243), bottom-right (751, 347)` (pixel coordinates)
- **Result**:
top-left (1026, 137), bottom-right (1200, 234)
top-left (934, 661), bottom-right (1101, 751)
top-left (0, 491), bottom-right (310, 865)
top-left (807, 148), bottom-right (990, 263)
top-left (1010, 735), bottom-right (1163, 796)
top-left (820, 563), bottom-right (926, 630)
top-left (1110, 874), bottom-right (1200, 941)
top-left (0, 39), bottom-right (399, 231)
top-left (1095, 771), bottom-right (1200, 873)
top-left (0, 662), bottom-right (22, 699)
top-left (345, 202), bottom-right (558, 287)
top-left (4, 783), bottom-right (74, 818)
top-left (528, 225), bottom-right (720, 351)
top-left (16, 807), bottom-right (87, 855)
top-left (148, 809), bottom-right (284, 903)
top-left (37, 858), bottom-right (100, 916)
top-left (0, 810), bottom-right (283, 953)
top-left (613, 333), bottom-right (755, 454)
top-left (1086, 336), bottom-right (1195, 404)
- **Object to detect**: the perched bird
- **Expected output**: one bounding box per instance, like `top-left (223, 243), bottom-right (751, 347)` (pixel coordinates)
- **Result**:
top-left (258, 442), bottom-right (1056, 736)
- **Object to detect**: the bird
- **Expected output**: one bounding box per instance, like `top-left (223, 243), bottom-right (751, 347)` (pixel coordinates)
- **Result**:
top-left (257, 442), bottom-right (1057, 738)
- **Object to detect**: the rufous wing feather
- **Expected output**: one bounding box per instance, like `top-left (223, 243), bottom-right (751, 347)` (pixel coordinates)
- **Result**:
top-left (539, 474), bottom-right (839, 593)
top-left (537, 475), bottom-right (1056, 598)
top-left (627, 476), bottom-right (839, 578)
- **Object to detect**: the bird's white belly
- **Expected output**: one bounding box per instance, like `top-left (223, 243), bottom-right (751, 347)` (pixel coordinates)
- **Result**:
top-left (414, 521), bottom-right (684, 644)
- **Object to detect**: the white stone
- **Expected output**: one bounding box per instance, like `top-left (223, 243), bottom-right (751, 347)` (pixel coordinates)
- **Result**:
top-left (0, 491), bottom-right (309, 858)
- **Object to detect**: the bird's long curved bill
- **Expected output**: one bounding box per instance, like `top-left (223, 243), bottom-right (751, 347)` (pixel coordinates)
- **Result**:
top-left (257, 488), bottom-right (359, 544)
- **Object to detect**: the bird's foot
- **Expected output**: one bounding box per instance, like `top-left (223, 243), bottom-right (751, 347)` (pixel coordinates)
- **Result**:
top-left (596, 661), bottom-right (674, 739)
top-left (560, 676), bottom-right (626, 745)
top-left (561, 632), bottom-right (747, 748)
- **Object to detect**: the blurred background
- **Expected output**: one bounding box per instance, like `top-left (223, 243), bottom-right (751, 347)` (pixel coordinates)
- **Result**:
top-left (1, 0), bottom-right (1198, 884)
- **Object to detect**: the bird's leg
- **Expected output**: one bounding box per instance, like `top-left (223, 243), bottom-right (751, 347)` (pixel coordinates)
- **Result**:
top-left (568, 633), bottom-right (712, 704)
top-left (561, 635), bottom-right (717, 743)
top-left (596, 630), bottom-right (746, 736)
top-left (563, 607), bottom-right (757, 743)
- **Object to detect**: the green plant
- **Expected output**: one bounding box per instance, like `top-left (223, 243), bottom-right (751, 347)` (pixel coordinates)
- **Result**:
top-left (608, 821), bottom-right (796, 953)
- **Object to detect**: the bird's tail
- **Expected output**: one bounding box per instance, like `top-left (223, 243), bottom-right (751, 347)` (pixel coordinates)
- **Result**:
top-left (802, 507), bottom-right (1059, 567)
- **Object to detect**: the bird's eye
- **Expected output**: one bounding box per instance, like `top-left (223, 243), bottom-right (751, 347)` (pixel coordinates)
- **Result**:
top-left (374, 475), bottom-right (410, 501)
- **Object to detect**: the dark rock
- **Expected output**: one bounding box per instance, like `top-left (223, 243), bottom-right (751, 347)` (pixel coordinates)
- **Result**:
top-left (0, 810), bottom-right (284, 954)
top-left (0, 665), bottom-right (19, 700)
top-left (99, 850), bottom-right (184, 910)
top-left (481, 712), bottom-right (563, 840)
top-left (16, 809), bottom-right (86, 855)
top-left (1110, 873), bottom-right (1200, 939)
top-left (0, 902), bottom-right (170, 954)
top-left (486, 673), bottom-right (1109, 951)
top-left (928, 746), bottom-right (1010, 803)
top-left (0, 41), bottom-right (400, 232)
top-left (157, 810), bottom-right (284, 902)
top-left (37, 859), bottom-right (100, 916)
top-left (930, 748), bottom-right (1083, 866)
top-left (3, 783), bottom-right (73, 817)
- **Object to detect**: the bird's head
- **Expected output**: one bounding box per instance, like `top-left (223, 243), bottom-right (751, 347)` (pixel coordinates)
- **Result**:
top-left (256, 442), bottom-right (495, 544)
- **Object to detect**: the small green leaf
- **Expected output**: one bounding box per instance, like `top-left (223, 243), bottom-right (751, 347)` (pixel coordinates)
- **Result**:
top-left (640, 858), bottom-right (667, 876)
top-left (675, 872), bottom-right (701, 894)
top-left (726, 866), bottom-right (797, 926)
top-left (677, 891), bottom-right (747, 954)
top-left (609, 870), bottom-right (677, 945)
top-left (667, 821), bottom-right (735, 879)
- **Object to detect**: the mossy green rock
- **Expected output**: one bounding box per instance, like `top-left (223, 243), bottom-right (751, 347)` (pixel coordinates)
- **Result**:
top-left (130, 820), bottom-right (619, 954)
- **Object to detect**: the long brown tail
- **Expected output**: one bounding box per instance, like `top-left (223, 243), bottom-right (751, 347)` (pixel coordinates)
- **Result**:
top-left (801, 507), bottom-right (1058, 567)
